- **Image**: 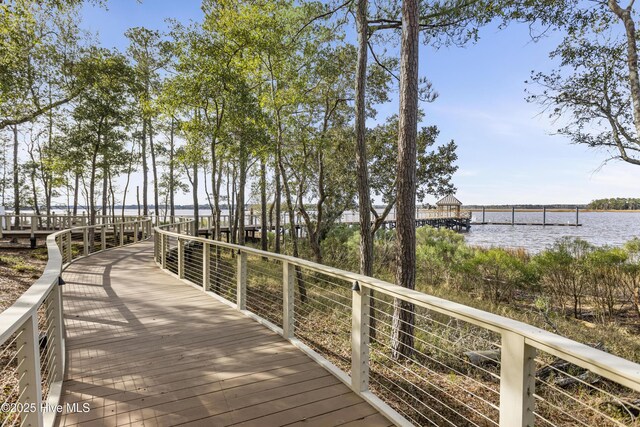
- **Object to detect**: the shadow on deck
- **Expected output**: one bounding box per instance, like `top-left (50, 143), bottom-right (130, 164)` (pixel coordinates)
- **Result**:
top-left (56, 241), bottom-right (390, 427)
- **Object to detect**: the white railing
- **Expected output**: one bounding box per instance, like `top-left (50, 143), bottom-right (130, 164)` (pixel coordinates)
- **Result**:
top-left (0, 214), bottom-right (145, 233)
top-left (0, 217), bottom-right (152, 427)
top-left (155, 222), bottom-right (640, 427)
top-left (416, 209), bottom-right (472, 220)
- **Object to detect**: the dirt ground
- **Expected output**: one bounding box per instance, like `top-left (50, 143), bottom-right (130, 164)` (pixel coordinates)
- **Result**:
top-left (0, 245), bottom-right (47, 312)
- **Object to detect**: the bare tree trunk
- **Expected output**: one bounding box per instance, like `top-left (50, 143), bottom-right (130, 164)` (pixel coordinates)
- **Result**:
top-left (149, 119), bottom-right (159, 223)
top-left (260, 159), bottom-right (268, 251)
top-left (608, 0), bottom-right (640, 140)
top-left (238, 141), bottom-right (247, 246)
top-left (279, 156), bottom-right (307, 302)
top-left (12, 125), bottom-right (19, 225)
top-left (274, 157), bottom-right (282, 253)
top-left (109, 169), bottom-right (116, 224)
top-left (102, 163), bottom-right (108, 217)
top-left (136, 185), bottom-right (141, 217)
top-left (2, 138), bottom-right (7, 207)
top-left (72, 171), bottom-right (79, 216)
top-left (391, 0), bottom-right (419, 360)
top-left (89, 124), bottom-right (102, 227)
top-left (355, 0), bottom-right (373, 277)
top-left (30, 166), bottom-right (40, 216)
top-left (169, 118), bottom-right (176, 222)
top-left (141, 120), bottom-right (148, 216)
top-left (122, 142), bottom-right (135, 221)
top-left (192, 163), bottom-right (199, 237)
top-left (355, 0), bottom-right (376, 339)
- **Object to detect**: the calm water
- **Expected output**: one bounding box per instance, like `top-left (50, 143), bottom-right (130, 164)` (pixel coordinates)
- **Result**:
top-left (47, 208), bottom-right (640, 253)
top-left (465, 211), bottom-right (640, 253)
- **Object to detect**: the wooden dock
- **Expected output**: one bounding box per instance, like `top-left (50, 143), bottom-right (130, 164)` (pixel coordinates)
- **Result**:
top-left (56, 241), bottom-right (389, 426)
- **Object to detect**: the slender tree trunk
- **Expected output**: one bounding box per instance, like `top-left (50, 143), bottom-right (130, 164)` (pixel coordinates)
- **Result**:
top-left (141, 120), bottom-right (148, 216)
top-left (72, 171), bottom-right (79, 216)
top-left (12, 125), bottom-right (19, 225)
top-left (279, 156), bottom-right (307, 302)
top-left (355, 0), bottom-right (376, 338)
top-left (215, 157), bottom-right (223, 240)
top-left (231, 166), bottom-right (238, 244)
top-left (608, 0), bottom-right (640, 139)
top-left (192, 163), bottom-right (199, 237)
top-left (136, 185), bottom-right (141, 216)
top-left (30, 166), bottom-right (40, 216)
top-left (355, 0), bottom-right (373, 276)
top-left (89, 125), bottom-right (102, 227)
top-left (260, 159), bottom-right (268, 251)
top-left (391, 0), bottom-right (419, 360)
top-left (238, 141), bottom-right (247, 245)
top-left (170, 118), bottom-right (175, 222)
top-left (122, 142), bottom-right (135, 221)
top-left (149, 119), bottom-right (159, 223)
top-left (2, 138), bottom-right (7, 207)
top-left (109, 170), bottom-right (116, 223)
top-left (275, 150), bottom-right (282, 254)
top-left (102, 163), bottom-right (108, 217)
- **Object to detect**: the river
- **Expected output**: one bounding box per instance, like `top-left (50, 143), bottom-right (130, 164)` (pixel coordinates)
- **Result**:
top-left (465, 211), bottom-right (640, 253)
top-left (47, 207), bottom-right (640, 253)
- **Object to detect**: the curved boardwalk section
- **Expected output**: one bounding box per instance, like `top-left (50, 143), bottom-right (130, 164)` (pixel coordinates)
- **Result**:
top-left (55, 241), bottom-right (389, 427)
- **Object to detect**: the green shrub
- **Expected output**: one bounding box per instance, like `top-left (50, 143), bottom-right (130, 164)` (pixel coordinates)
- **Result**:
top-left (584, 247), bottom-right (628, 322)
top-left (416, 226), bottom-right (469, 287)
top-left (457, 247), bottom-right (531, 303)
top-left (532, 237), bottom-right (593, 318)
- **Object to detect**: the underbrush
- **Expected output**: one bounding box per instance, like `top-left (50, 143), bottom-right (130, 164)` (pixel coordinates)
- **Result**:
top-left (169, 227), bottom-right (640, 426)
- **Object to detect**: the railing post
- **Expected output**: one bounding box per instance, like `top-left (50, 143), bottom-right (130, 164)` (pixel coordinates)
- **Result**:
top-left (83, 228), bottom-right (89, 256)
top-left (236, 251), bottom-right (247, 310)
top-left (17, 314), bottom-right (44, 426)
top-left (202, 242), bottom-right (210, 292)
top-left (134, 222), bottom-right (138, 243)
top-left (66, 230), bottom-right (72, 262)
top-left (178, 238), bottom-right (185, 279)
top-left (499, 331), bottom-right (536, 427)
top-left (49, 285), bottom-right (65, 381)
top-left (160, 233), bottom-right (167, 269)
top-left (119, 223), bottom-right (124, 246)
top-left (282, 261), bottom-right (295, 339)
top-left (351, 282), bottom-right (370, 393)
top-left (101, 225), bottom-right (106, 250)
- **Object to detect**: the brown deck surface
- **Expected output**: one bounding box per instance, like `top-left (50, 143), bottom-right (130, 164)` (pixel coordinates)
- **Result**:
top-left (55, 241), bottom-right (391, 427)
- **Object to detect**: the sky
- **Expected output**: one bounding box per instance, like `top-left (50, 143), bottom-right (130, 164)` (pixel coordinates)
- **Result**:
top-left (77, 0), bottom-right (640, 206)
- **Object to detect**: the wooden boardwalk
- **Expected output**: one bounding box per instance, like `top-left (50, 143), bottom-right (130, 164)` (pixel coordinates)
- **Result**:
top-left (55, 241), bottom-right (390, 427)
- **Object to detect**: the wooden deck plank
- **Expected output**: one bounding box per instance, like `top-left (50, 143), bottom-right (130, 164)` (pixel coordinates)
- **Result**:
top-left (55, 241), bottom-right (390, 427)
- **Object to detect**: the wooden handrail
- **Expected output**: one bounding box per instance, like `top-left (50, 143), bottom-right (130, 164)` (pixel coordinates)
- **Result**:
top-left (0, 217), bottom-right (152, 427)
top-left (155, 223), bottom-right (640, 427)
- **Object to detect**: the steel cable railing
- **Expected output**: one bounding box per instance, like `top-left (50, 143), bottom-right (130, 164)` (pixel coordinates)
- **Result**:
top-left (0, 217), bottom-right (151, 427)
top-left (154, 223), bottom-right (640, 427)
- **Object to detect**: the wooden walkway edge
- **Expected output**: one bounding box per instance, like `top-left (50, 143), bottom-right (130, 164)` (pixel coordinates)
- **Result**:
top-left (55, 241), bottom-right (391, 427)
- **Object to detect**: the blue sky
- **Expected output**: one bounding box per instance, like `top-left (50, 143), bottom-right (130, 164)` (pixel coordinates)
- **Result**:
top-left (79, 0), bottom-right (640, 206)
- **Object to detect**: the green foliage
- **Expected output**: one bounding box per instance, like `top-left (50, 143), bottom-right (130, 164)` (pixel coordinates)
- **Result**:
top-left (532, 237), bottom-right (592, 318)
top-left (589, 198), bottom-right (640, 210)
top-left (0, 255), bottom-right (38, 273)
top-left (368, 113), bottom-right (458, 205)
top-left (524, 0), bottom-right (640, 166)
top-left (416, 226), bottom-right (468, 287)
top-left (320, 225), bottom-right (359, 270)
top-left (458, 247), bottom-right (532, 303)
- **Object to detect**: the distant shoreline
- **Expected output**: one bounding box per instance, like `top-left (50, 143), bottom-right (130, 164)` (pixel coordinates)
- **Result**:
top-left (465, 208), bottom-right (640, 213)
